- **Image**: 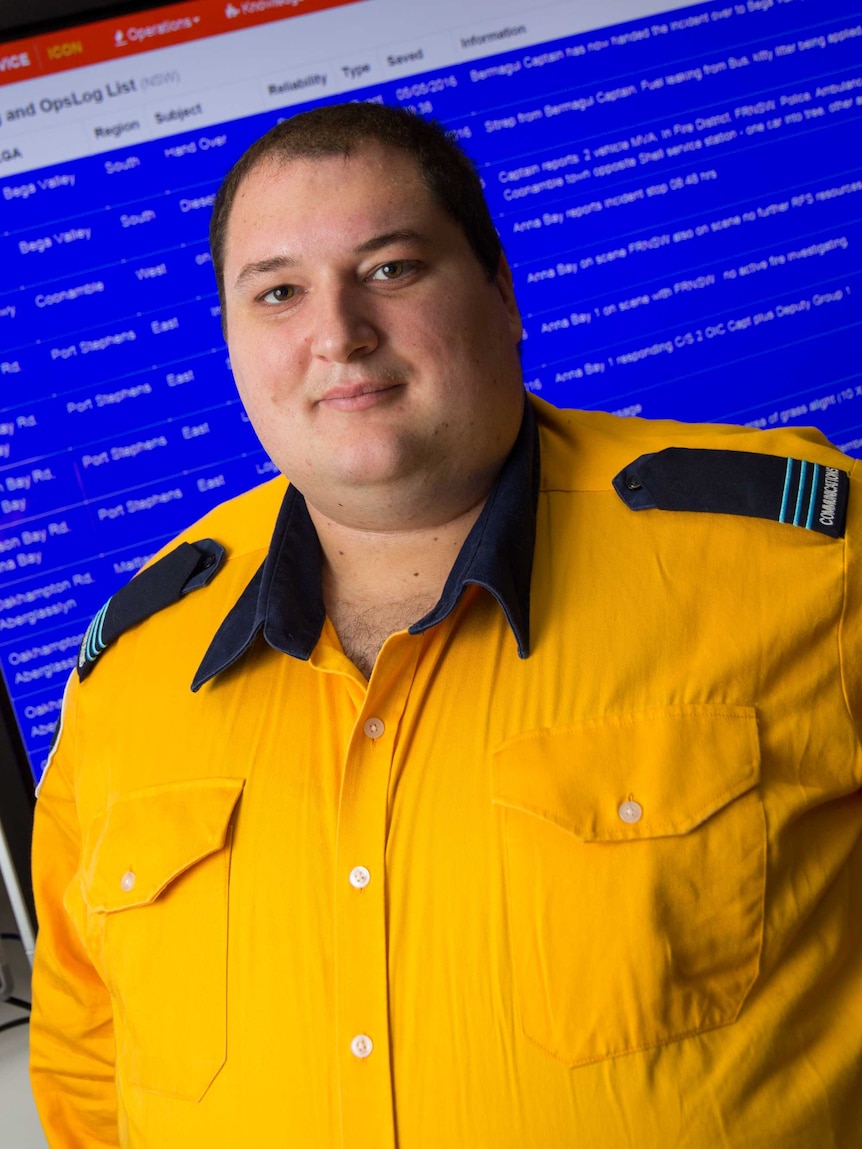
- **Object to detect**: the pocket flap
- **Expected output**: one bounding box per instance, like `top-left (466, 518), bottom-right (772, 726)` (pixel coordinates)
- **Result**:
top-left (492, 705), bottom-right (759, 840)
top-left (81, 778), bottom-right (245, 912)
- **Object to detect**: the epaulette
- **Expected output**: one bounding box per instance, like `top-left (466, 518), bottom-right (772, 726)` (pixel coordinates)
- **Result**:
top-left (77, 538), bottom-right (226, 680)
top-left (613, 448), bottom-right (849, 538)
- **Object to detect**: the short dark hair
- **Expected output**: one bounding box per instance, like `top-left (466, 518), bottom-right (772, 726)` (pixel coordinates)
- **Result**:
top-left (209, 102), bottom-right (502, 314)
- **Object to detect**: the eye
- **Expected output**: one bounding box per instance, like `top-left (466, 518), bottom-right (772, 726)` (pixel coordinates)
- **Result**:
top-left (369, 261), bottom-right (409, 282)
top-left (260, 284), bottom-right (296, 304)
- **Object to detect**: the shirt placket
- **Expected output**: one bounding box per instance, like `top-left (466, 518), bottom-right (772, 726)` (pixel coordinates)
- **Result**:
top-left (334, 632), bottom-right (422, 1149)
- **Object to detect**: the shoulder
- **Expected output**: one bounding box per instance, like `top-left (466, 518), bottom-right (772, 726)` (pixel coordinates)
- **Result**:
top-left (150, 475), bottom-right (288, 564)
top-left (529, 395), bottom-right (862, 745)
top-left (530, 397), bottom-right (857, 536)
top-left (530, 394), bottom-right (852, 480)
top-left (77, 476), bottom-right (287, 680)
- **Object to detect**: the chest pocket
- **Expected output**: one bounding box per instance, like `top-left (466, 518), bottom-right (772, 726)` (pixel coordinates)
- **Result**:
top-left (77, 778), bottom-right (245, 1100)
top-left (491, 705), bottom-right (765, 1067)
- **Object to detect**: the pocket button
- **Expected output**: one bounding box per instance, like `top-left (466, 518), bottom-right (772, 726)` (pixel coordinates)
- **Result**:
top-left (120, 870), bottom-right (136, 891)
top-left (618, 799), bottom-right (643, 824)
top-left (349, 866), bottom-right (371, 889)
top-left (351, 1034), bottom-right (373, 1058)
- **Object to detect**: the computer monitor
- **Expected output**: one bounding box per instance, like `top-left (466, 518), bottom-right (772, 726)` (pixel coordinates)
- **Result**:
top-left (1, 0), bottom-right (860, 945)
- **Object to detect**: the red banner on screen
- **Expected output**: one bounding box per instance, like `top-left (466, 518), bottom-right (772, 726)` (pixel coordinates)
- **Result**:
top-left (0, 0), bottom-right (365, 87)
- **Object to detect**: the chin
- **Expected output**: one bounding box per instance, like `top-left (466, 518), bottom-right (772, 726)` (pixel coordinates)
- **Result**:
top-left (331, 433), bottom-right (423, 483)
top-left (328, 462), bottom-right (412, 493)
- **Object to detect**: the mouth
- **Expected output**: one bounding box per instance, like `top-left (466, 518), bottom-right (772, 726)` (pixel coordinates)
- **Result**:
top-left (317, 381), bottom-right (403, 412)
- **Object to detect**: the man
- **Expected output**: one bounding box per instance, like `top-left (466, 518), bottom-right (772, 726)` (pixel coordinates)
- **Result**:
top-left (30, 103), bottom-right (862, 1147)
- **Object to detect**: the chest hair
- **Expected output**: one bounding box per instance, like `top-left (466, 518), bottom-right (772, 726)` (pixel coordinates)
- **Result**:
top-left (327, 595), bottom-right (437, 679)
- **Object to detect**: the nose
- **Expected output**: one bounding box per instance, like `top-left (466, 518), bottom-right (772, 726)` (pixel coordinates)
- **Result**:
top-left (309, 283), bottom-right (378, 363)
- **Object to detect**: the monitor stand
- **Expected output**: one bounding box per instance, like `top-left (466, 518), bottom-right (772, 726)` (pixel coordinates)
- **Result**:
top-left (0, 823), bottom-right (35, 967)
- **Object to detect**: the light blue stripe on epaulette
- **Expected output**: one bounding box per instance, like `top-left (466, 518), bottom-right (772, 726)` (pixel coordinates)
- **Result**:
top-left (805, 463), bottom-right (821, 530)
top-left (779, 458), bottom-right (828, 533)
top-left (779, 457), bottom-right (794, 524)
top-left (793, 460), bottom-right (808, 526)
top-left (81, 598), bottom-right (111, 668)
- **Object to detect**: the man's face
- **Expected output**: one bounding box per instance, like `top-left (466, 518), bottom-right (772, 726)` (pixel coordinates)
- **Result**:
top-left (221, 143), bottom-right (525, 526)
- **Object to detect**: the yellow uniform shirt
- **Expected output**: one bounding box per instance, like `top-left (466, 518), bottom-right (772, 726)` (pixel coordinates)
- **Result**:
top-left (31, 397), bottom-right (862, 1147)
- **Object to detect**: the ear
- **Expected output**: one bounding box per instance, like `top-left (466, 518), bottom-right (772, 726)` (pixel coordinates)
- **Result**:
top-left (494, 252), bottom-right (524, 344)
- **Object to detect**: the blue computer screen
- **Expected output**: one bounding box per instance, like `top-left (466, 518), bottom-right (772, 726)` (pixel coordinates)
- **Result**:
top-left (1, 0), bottom-right (860, 777)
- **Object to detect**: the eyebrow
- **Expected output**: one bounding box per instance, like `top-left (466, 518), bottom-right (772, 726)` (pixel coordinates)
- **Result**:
top-left (232, 230), bottom-right (431, 291)
top-left (233, 254), bottom-right (298, 292)
top-left (353, 229), bottom-right (430, 255)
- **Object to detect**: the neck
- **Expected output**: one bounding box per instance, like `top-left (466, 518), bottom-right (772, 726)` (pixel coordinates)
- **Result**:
top-left (305, 495), bottom-right (488, 678)
top-left (307, 495), bottom-right (487, 609)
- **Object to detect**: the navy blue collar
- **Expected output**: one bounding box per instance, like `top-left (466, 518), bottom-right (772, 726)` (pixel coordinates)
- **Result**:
top-left (192, 401), bottom-right (539, 691)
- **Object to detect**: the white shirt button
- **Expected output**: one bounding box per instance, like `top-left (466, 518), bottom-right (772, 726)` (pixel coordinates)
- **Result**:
top-left (350, 1034), bottom-right (373, 1058)
top-left (618, 799), bottom-right (643, 824)
top-left (363, 717), bottom-right (384, 739)
top-left (349, 866), bottom-right (371, 890)
top-left (120, 871), bottom-right (136, 892)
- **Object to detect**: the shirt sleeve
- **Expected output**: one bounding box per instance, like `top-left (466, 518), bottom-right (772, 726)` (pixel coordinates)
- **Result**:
top-left (29, 679), bottom-right (120, 1148)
